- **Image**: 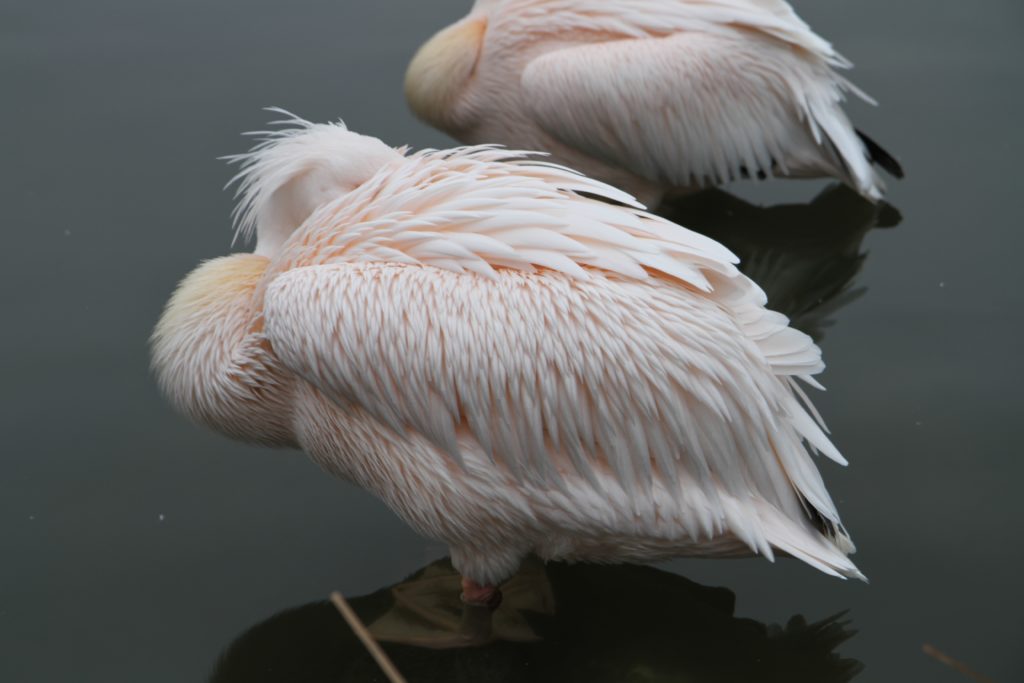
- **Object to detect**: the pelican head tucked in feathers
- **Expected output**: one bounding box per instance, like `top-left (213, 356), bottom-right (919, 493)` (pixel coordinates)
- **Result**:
top-left (152, 113), bottom-right (863, 611)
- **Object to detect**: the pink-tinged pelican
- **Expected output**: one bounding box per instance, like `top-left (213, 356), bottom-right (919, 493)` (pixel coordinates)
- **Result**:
top-left (405, 0), bottom-right (904, 206)
top-left (152, 114), bottom-right (862, 614)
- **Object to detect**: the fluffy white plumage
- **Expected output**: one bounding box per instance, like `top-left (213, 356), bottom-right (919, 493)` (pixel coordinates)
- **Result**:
top-left (152, 116), bottom-right (863, 585)
top-left (406, 0), bottom-right (901, 205)
top-left (223, 110), bottom-right (403, 256)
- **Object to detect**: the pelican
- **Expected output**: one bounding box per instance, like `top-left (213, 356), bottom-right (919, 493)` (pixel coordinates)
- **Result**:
top-left (152, 114), bottom-right (862, 615)
top-left (405, 0), bottom-right (904, 206)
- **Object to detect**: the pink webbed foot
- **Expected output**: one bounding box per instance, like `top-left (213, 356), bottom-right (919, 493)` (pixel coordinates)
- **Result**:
top-left (460, 577), bottom-right (503, 609)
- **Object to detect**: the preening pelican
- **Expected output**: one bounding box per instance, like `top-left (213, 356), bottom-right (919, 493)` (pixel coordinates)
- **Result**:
top-left (406, 0), bottom-right (903, 206)
top-left (152, 114), bottom-right (862, 612)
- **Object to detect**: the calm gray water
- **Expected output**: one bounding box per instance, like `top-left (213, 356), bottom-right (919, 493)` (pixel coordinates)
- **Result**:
top-left (3, 1), bottom-right (1022, 681)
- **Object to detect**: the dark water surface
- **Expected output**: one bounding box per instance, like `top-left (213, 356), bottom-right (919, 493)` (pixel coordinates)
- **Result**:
top-left (3, 1), bottom-right (1022, 681)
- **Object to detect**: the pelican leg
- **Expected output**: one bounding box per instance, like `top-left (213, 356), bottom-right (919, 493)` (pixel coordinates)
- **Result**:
top-left (367, 560), bottom-right (549, 649)
top-left (460, 577), bottom-right (503, 609)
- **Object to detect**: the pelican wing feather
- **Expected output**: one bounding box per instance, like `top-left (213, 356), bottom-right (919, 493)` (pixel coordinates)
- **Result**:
top-left (516, 10), bottom-right (881, 197)
top-left (260, 147), bottom-right (857, 575)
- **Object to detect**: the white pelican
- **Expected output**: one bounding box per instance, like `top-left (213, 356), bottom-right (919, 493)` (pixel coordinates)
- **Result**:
top-left (152, 114), bottom-right (862, 612)
top-left (406, 0), bottom-right (903, 206)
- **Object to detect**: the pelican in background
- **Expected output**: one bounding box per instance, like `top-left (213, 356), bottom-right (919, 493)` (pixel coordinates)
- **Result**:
top-left (152, 114), bottom-right (862, 617)
top-left (406, 0), bottom-right (904, 207)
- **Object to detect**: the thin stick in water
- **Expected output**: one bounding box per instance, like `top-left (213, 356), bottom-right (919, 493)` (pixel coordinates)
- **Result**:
top-left (922, 644), bottom-right (996, 683)
top-left (330, 591), bottom-right (409, 683)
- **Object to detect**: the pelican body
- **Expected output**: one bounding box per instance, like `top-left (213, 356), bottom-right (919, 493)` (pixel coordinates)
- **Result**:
top-left (152, 115), bottom-right (862, 597)
top-left (406, 0), bottom-right (903, 206)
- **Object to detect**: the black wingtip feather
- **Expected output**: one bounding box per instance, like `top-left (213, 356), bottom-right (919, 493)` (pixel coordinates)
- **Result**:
top-left (856, 129), bottom-right (905, 179)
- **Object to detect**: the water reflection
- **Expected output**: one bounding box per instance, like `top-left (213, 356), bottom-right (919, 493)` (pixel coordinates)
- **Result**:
top-left (657, 186), bottom-right (902, 341)
top-left (209, 559), bottom-right (861, 682)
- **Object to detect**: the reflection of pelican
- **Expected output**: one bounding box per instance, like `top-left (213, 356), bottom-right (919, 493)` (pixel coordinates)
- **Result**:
top-left (153, 115), bottom-right (863, 620)
top-left (406, 0), bottom-right (904, 206)
top-left (657, 185), bottom-right (901, 341)
top-left (209, 559), bottom-right (862, 682)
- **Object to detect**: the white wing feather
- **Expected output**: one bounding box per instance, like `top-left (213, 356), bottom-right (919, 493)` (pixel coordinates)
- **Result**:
top-left (490, 0), bottom-right (851, 68)
top-left (259, 147), bottom-right (857, 572)
top-left (504, 1), bottom-right (881, 197)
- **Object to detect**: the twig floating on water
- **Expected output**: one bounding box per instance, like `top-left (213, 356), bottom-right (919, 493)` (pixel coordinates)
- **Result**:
top-left (923, 643), bottom-right (995, 683)
top-left (330, 591), bottom-right (408, 683)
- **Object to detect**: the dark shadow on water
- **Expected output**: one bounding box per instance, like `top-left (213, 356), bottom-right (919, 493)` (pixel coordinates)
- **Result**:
top-left (657, 185), bottom-right (902, 342)
top-left (209, 559), bottom-right (862, 682)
